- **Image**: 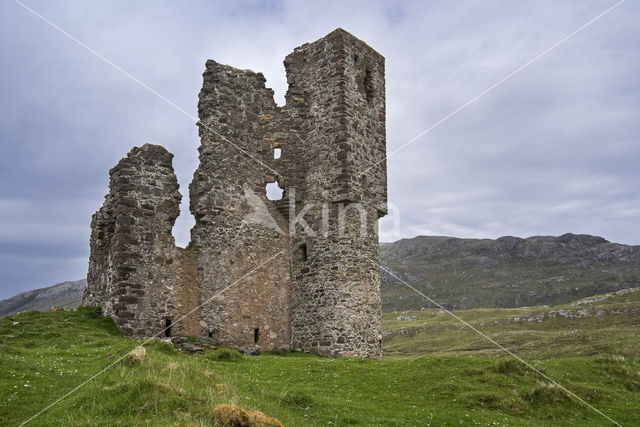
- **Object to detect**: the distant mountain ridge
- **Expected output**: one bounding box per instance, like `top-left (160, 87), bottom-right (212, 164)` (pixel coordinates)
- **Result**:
top-left (2, 233), bottom-right (639, 317)
top-left (0, 279), bottom-right (86, 318)
top-left (380, 233), bottom-right (640, 311)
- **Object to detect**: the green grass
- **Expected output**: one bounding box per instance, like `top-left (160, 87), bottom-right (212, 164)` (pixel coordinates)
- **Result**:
top-left (383, 287), bottom-right (640, 359)
top-left (0, 305), bottom-right (638, 425)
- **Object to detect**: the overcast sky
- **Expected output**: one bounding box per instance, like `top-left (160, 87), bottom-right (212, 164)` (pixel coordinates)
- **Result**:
top-left (1, 0), bottom-right (638, 299)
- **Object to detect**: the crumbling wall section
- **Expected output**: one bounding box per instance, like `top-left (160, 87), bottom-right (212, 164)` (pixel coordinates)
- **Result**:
top-left (84, 144), bottom-right (185, 337)
top-left (84, 195), bottom-right (116, 313)
top-left (190, 61), bottom-right (292, 350)
top-left (170, 248), bottom-right (202, 337)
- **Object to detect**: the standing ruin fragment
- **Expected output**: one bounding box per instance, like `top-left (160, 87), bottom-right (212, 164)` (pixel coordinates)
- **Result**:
top-left (83, 28), bottom-right (388, 358)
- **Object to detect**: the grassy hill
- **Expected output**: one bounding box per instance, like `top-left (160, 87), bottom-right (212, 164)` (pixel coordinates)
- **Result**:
top-left (380, 234), bottom-right (640, 311)
top-left (1, 299), bottom-right (639, 426)
top-left (0, 280), bottom-right (85, 318)
top-left (384, 287), bottom-right (640, 360)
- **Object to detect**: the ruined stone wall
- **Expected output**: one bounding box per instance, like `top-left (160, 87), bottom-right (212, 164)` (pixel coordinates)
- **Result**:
top-left (171, 248), bottom-right (201, 337)
top-left (83, 144), bottom-right (185, 337)
top-left (190, 61), bottom-right (292, 350)
top-left (84, 194), bottom-right (116, 314)
top-left (85, 28), bottom-right (387, 358)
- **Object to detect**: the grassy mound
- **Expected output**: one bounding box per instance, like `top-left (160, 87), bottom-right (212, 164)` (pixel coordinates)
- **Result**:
top-left (206, 347), bottom-right (244, 362)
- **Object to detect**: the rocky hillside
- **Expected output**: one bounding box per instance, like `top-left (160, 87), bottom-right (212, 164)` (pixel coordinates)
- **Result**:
top-left (0, 279), bottom-right (85, 318)
top-left (380, 233), bottom-right (640, 311)
top-left (3, 233), bottom-right (639, 317)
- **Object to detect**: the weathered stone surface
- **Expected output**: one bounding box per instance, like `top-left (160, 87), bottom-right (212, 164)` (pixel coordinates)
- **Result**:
top-left (240, 347), bottom-right (261, 356)
top-left (83, 28), bottom-right (387, 359)
top-left (179, 342), bottom-right (205, 353)
top-left (83, 143), bottom-right (188, 337)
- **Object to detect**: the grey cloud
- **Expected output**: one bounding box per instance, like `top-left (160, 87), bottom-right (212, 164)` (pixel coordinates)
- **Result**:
top-left (0, 0), bottom-right (638, 299)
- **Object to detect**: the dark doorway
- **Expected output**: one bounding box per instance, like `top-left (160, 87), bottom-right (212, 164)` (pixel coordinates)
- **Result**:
top-left (165, 319), bottom-right (172, 337)
top-left (254, 328), bottom-right (260, 344)
top-left (295, 243), bottom-right (308, 262)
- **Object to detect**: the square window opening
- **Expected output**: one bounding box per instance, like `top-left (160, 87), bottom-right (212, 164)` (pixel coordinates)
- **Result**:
top-left (295, 243), bottom-right (308, 262)
top-left (165, 319), bottom-right (172, 337)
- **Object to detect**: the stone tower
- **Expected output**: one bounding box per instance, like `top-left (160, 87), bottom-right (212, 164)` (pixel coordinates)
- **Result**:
top-left (84, 28), bottom-right (387, 359)
top-left (281, 29), bottom-right (387, 357)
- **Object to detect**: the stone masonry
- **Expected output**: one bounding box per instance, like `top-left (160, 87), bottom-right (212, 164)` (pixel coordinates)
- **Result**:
top-left (83, 28), bottom-right (388, 358)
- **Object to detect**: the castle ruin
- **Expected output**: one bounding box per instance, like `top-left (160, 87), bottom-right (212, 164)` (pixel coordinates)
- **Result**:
top-left (83, 28), bottom-right (388, 358)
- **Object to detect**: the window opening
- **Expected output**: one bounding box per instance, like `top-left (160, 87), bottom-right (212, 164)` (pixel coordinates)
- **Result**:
top-left (295, 243), bottom-right (308, 262)
top-left (254, 328), bottom-right (260, 344)
top-left (266, 181), bottom-right (284, 200)
top-left (165, 319), bottom-right (172, 337)
top-left (273, 147), bottom-right (281, 159)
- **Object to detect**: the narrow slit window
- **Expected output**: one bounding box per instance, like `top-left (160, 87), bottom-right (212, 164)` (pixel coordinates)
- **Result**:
top-left (254, 328), bottom-right (260, 344)
top-left (273, 147), bottom-right (281, 159)
top-left (165, 319), bottom-right (172, 337)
